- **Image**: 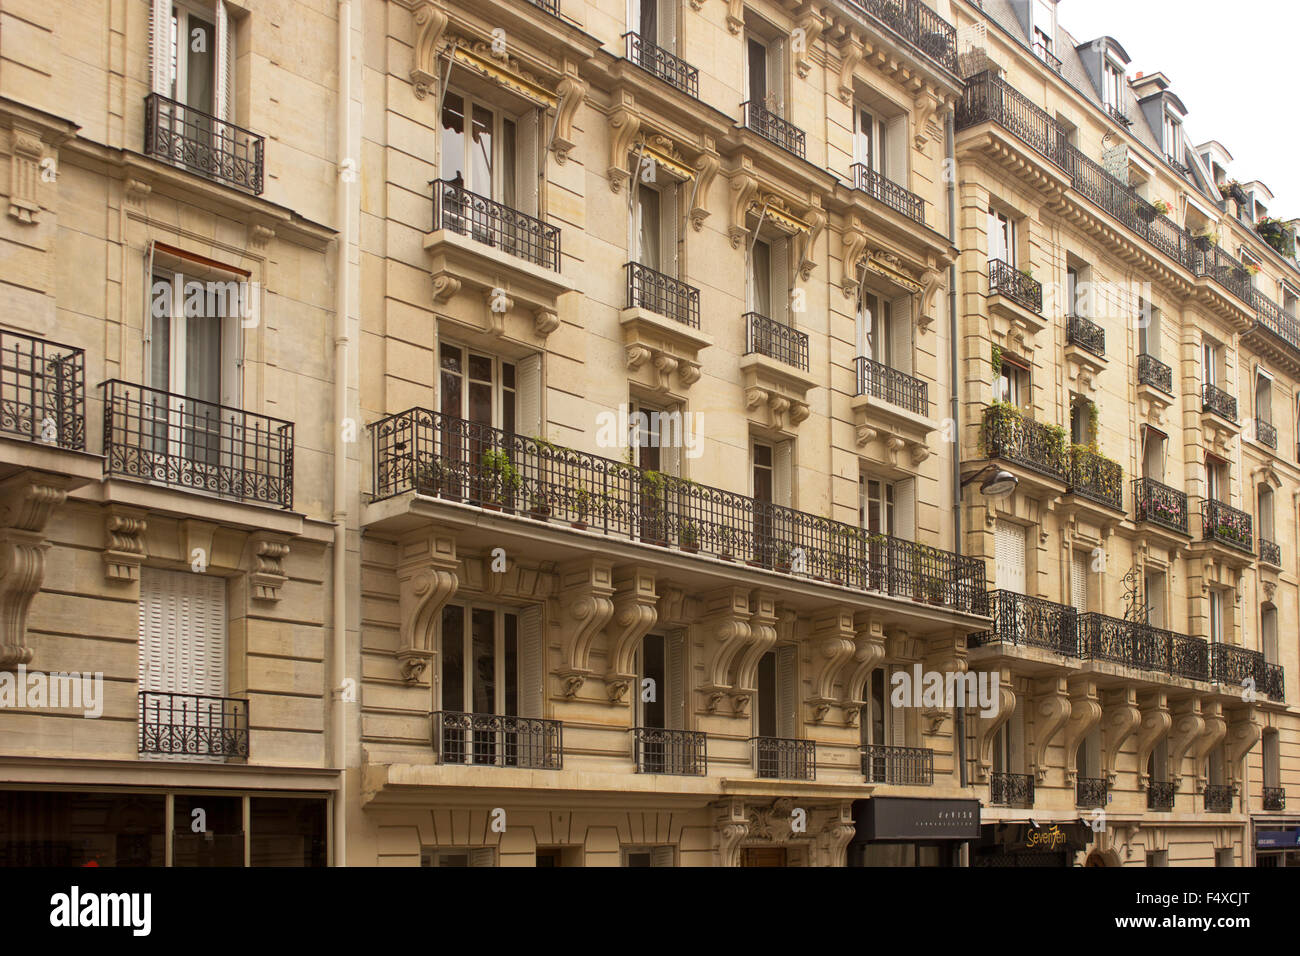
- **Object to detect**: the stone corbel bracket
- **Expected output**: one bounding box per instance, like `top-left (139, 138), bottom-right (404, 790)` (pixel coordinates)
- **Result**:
top-left (7, 126), bottom-right (47, 224)
top-left (1189, 702), bottom-right (1227, 789)
top-left (555, 559), bottom-right (615, 698)
top-left (731, 593), bottom-right (780, 716)
top-left (1133, 692), bottom-right (1172, 788)
top-left (1028, 677), bottom-right (1070, 782)
top-left (1100, 687), bottom-right (1141, 784)
top-left (714, 797), bottom-right (750, 867)
top-left (817, 802), bottom-right (856, 867)
top-left (1223, 709), bottom-right (1261, 788)
top-left (802, 608), bottom-right (850, 723)
top-left (691, 140), bottom-right (721, 232)
top-left (698, 587), bottom-right (752, 714)
top-left (725, 0), bottom-right (745, 34)
top-left (244, 532), bottom-right (292, 603)
top-left (552, 64), bottom-right (587, 165)
top-left (727, 159), bottom-right (759, 249)
top-left (0, 474), bottom-right (74, 669)
top-left (408, 2), bottom-right (450, 100)
top-left (103, 506), bottom-right (149, 583)
top-left (841, 217), bottom-right (868, 300)
top-left (837, 35), bottom-right (865, 103)
top-left (972, 671), bottom-right (1015, 783)
top-left (1061, 679), bottom-right (1101, 784)
top-left (396, 533), bottom-right (459, 683)
top-left (607, 91), bottom-right (640, 193)
top-left (794, 10), bottom-right (826, 79)
top-left (1167, 699), bottom-right (1204, 790)
top-left (602, 567), bottom-right (659, 703)
top-left (838, 613), bottom-right (886, 726)
top-left (796, 199), bottom-right (826, 281)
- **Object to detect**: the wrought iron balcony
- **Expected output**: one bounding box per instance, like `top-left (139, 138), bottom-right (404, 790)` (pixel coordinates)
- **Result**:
top-left (1210, 642), bottom-right (1273, 698)
top-left (1264, 662), bottom-right (1285, 702)
top-left (0, 329), bottom-right (84, 450)
top-left (1068, 446), bottom-right (1123, 511)
top-left (745, 312), bottom-right (809, 371)
top-left (138, 691), bottom-right (248, 758)
top-left (1204, 784), bottom-right (1235, 813)
top-left (1066, 314), bottom-right (1105, 357)
top-left (1133, 478), bottom-right (1189, 535)
top-left (751, 736), bottom-right (816, 780)
top-left (861, 745), bottom-right (934, 786)
top-left (1263, 787), bottom-right (1286, 811)
top-left (1032, 41), bottom-right (1061, 73)
top-left (632, 727), bottom-right (707, 776)
top-left (1200, 499), bottom-right (1253, 553)
top-left (1076, 613), bottom-right (1210, 681)
top-left (851, 163), bottom-right (925, 225)
top-left (1147, 780), bottom-right (1175, 811)
top-left (626, 261), bottom-right (700, 328)
top-left (1256, 419), bottom-right (1278, 449)
top-left (1193, 242), bottom-right (1252, 303)
top-left (143, 93), bottom-right (264, 195)
top-left (1260, 538), bottom-right (1282, 567)
top-left (845, 0), bottom-right (958, 72)
top-left (980, 404), bottom-right (1069, 482)
top-left (101, 380), bottom-right (294, 509)
top-left (1076, 777), bottom-right (1107, 809)
top-left (431, 178), bottom-right (560, 272)
top-left (1248, 288), bottom-right (1300, 360)
top-left (988, 258), bottom-right (1042, 313)
top-left (369, 410), bottom-right (990, 614)
top-left (527, 0), bottom-right (559, 14)
top-left (1106, 104), bottom-right (1133, 127)
top-left (624, 33), bottom-right (699, 98)
top-left (1201, 383), bottom-right (1237, 422)
top-left (1138, 353), bottom-right (1173, 395)
top-left (740, 101), bottom-right (806, 158)
top-left (855, 356), bottom-right (929, 417)
top-left (431, 711), bottom-right (562, 769)
top-left (970, 590), bottom-right (1078, 655)
top-left (990, 772), bottom-right (1035, 807)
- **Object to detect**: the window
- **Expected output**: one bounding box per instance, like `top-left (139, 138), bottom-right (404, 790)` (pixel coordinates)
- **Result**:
top-left (864, 667), bottom-right (907, 748)
top-left (751, 439), bottom-right (791, 565)
top-left (1206, 455), bottom-right (1228, 503)
top-left (439, 345), bottom-right (517, 431)
top-left (624, 846), bottom-right (675, 867)
top-left (856, 288), bottom-right (914, 378)
top-left (859, 476), bottom-right (895, 537)
top-left (1262, 605), bottom-right (1279, 663)
top-left (421, 848), bottom-right (495, 867)
top-left (992, 703), bottom-right (1025, 775)
top-left (1258, 485), bottom-right (1275, 543)
top-left (1070, 395), bottom-right (1094, 446)
top-left (1138, 299), bottom-right (1161, 358)
top-left (994, 519), bottom-right (1028, 593)
top-left (748, 235), bottom-right (790, 321)
top-left (995, 354), bottom-right (1029, 408)
top-left (1144, 569), bottom-right (1166, 628)
top-left (628, 0), bottom-right (676, 52)
top-left (988, 208), bottom-right (1015, 266)
top-left (1076, 730), bottom-right (1100, 780)
top-left (1256, 371), bottom-right (1273, 427)
top-left (439, 603), bottom-right (543, 720)
top-left (152, 1), bottom-right (235, 121)
top-left (1163, 111), bottom-right (1183, 165)
top-left (1141, 426), bottom-right (1166, 480)
top-left (440, 91), bottom-right (538, 214)
top-left (852, 104), bottom-right (907, 182)
top-left (745, 31), bottom-right (785, 115)
top-left (1208, 589), bottom-right (1225, 644)
top-left (1103, 60), bottom-right (1124, 112)
top-left (1147, 740), bottom-right (1169, 784)
top-left (629, 397), bottom-right (682, 475)
top-left (1202, 338), bottom-right (1222, 387)
top-left (1263, 731), bottom-right (1281, 789)
top-left (631, 178), bottom-right (680, 278)
top-left (1065, 262), bottom-right (1090, 317)
top-left (638, 632), bottom-right (686, 741)
top-left (755, 646), bottom-right (797, 739)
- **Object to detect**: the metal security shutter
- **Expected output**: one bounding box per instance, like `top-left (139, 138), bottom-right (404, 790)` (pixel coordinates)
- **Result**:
top-left (994, 520), bottom-right (1026, 593)
top-left (1070, 550), bottom-right (1088, 614)
top-left (469, 848), bottom-right (495, 867)
top-left (650, 845), bottom-right (675, 867)
top-left (150, 0), bottom-right (172, 96)
top-left (894, 478), bottom-right (915, 541)
top-left (515, 354), bottom-right (542, 439)
top-left (769, 237), bottom-right (789, 323)
top-left (215, 2), bottom-right (233, 122)
top-left (138, 566), bottom-right (227, 697)
top-left (890, 294), bottom-right (913, 375)
top-left (775, 644), bottom-right (797, 738)
top-left (518, 605), bottom-right (544, 718)
top-left (666, 632), bottom-right (686, 730)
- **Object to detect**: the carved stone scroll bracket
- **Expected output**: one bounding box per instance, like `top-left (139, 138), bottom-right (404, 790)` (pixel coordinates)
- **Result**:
top-left (8, 126), bottom-right (46, 224)
top-left (1167, 700), bottom-right (1204, 791)
top-left (1189, 702), bottom-right (1227, 791)
top-left (973, 672), bottom-right (1015, 783)
top-left (714, 797), bottom-right (750, 867)
top-left (603, 568), bottom-right (658, 703)
top-left (1133, 693), bottom-right (1172, 789)
top-left (838, 613), bottom-right (886, 723)
top-left (607, 94), bottom-right (640, 193)
top-left (837, 36), bottom-right (865, 103)
top-left (691, 144), bottom-right (721, 231)
top-left (699, 587), bottom-right (752, 712)
top-left (103, 506), bottom-right (148, 583)
top-left (841, 217), bottom-right (868, 300)
top-left (808, 608), bottom-right (855, 724)
top-left (1101, 687), bottom-right (1141, 784)
top-left (795, 11), bottom-right (826, 79)
top-left (725, 0), bottom-right (744, 34)
top-left (1224, 709), bottom-right (1261, 789)
top-left (244, 533), bottom-right (292, 603)
top-left (555, 559), bottom-right (615, 698)
top-left (0, 474), bottom-right (73, 670)
top-left (817, 802), bottom-right (856, 867)
top-left (552, 68), bottom-right (587, 165)
top-left (409, 2), bottom-right (450, 100)
top-left (727, 161), bottom-right (758, 249)
top-left (1061, 679), bottom-right (1101, 784)
top-left (731, 591), bottom-right (779, 714)
top-left (396, 533), bottom-right (459, 684)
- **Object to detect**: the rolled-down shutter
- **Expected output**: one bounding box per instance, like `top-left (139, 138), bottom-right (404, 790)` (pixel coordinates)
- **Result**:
top-left (150, 0), bottom-right (172, 96)
top-left (518, 605), bottom-right (544, 718)
top-left (138, 566), bottom-right (226, 697)
top-left (995, 520), bottom-right (1026, 593)
top-left (1070, 550), bottom-right (1088, 614)
top-left (469, 848), bottom-right (495, 867)
top-left (775, 644), bottom-right (797, 739)
top-left (650, 845), bottom-right (675, 867)
top-left (666, 632), bottom-right (686, 730)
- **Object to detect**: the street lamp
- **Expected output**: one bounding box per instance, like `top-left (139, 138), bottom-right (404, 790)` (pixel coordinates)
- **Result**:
top-left (960, 463), bottom-right (1018, 499)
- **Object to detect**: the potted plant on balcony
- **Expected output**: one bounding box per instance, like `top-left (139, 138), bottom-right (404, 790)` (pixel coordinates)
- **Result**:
top-left (528, 490), bottom-right (552, 521)
top-left (413, 459), bottom-right (447, 496)
top-left (1257, 217), bottom-right (1296, 258)
top-left (717, 526), bottom-right (735, 562)
top-left (572, 484), bottom-right (591, 530)
top-left (1133, 199), bottom-right (1158, 224)
top-left (1192, 229), bottom-right (1217, 252)
top-left (640, 470), bottom-right (669, 546)
top-left (679, 519), bottom-right (699, 554)
top-left (479, 448), bottom-right (521, 511)
top-left (1151, 198), bottom-right (1171, 217)
top-left (926, 573), bottom-right (949, 606)
top-left (773, 541), bottom-right (793, 574)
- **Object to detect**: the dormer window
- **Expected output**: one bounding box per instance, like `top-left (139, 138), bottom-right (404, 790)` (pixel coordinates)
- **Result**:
top-left (1163, 111), bottom-right (1184, 166)
top-left (1103, 60), bottom-right (1126, 121)
top-left (1032, 0), bottom-right (1055, 63)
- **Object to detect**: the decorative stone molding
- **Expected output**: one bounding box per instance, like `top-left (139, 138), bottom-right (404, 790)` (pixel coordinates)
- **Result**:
top-left (919, 268), bottom-right (943, 335)
top-left (794, 11), bottom-right (825, 78)
top-left (483, 289), bottom-right (510, 336)
top-left (690, 143), bottom-right (721, 231)
top-left (124, 178), bottom-right (153, 207)
top-left (431, 273), bottom-right (462, 302)
top-left (247, 222), bottom-right (275, 251)
top-left (807, 609), bottom-right (855, 723)
top-left (7, 126), bottom-right (45, 224)
top-left (103, 507), bottom-right (148, 583)
top-left (533, 307), bottom-right (560, 338)
top-left (731, 591), bottom-right (779, 716)
top-left (714, 798), bottom-right (750, 867)
top-left (841, 218), bottom-right (868, 299)
top-left (1101, 687), bottom-right (1141, 783)
top-left (839, 614), bottom-right (886, 726)
top-left (0, 475), bottom-right (71, 669)
top-left (396, 534), bottom-right (459, 683)
top-left (555, 559), bottom-right (615, 698)
top-left (972, 672), bottom-right (1015, 783)
top-left (725, 0), bottom-right (744, 34)
top-left (818, 803), bottom-right (856, 867)
top-left (1167, 699), bottom-right (1204, 790)
top-left (620, 307), bottom-right (712, 398)
top-left (603, 568), bottom-right (659, 703)
top-left (1133, 693), bottom-right (1172, 788)
top-left (1224, 709), bottom-right (1261, 787)
top-left (1062, 679), bottom-right (1101, 783)
top-left (837, 36), bottom-right (865, 103)
top-left (607, 94), bottom-right (640, 193)
top-left (913, 89), bottom-right (940, 150)
top-left (727, 162), bottom-right (759, 249)
top-left (698, 587), bottom-right (752, 713)
top-left (244, 533), bottom-right (291, 603)
top-left (1137, 380), bottom-right (1172, 426)
top-left (408, 2), bottom-right (450, 100)
top-left (796, 199), bottom-right (826, 281)
top-left (552, 67), bottom-right (587, 165)
top-left (1029, 677), bottom-right (1070, 781)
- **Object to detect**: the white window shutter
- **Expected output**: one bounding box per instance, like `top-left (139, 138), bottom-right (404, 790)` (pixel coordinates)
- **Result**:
top-left (890, 294), bottom-right (914, 375)
top-left (221, 311), bottom-right (241, 409)
top-left (516, 109), bottom-right (540, 217)
top-left (885, 114), bottom-right (908, 184)
top-left (469, 848), bottom-right (495, 867)
top-left (769, 237), bottom-right (789, 323)
top-left (139, 566), bottom-right (226, 698)
top-left (518, 605), bottom-right (544, 718)
top-left (657, 0), bottom-right (677, 51)
top-left (767, 39), bottom-right (785, 114)
top-left (894, 478), bottom-right (915, 541)
top-left (775, 644), bottom-right (797, 738)
top-left (995, 520), bottom-right (1026, 593)
top-left (150, 0), bottom-right (173, 96)
top-left (650, 845), bottom-right (675, 867)
top-left (515, 353), bottom-right (543, 439)
top-left (773, 440), bottom-right (793, 508)
top-left (1070, 550), bottom-right (1088, 614)
top-left (666, 632), bottom-right (686, 730)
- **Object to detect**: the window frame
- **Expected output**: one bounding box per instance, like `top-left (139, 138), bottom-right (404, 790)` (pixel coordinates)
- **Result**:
top-left (437, 602), bottom-right (521, 718)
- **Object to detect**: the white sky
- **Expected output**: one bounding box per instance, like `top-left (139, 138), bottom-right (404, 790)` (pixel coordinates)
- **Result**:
top-left (1055, 0), bottom-right (1300, 215)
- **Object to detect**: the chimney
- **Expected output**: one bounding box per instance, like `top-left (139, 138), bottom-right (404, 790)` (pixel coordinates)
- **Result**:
top-left (1135, 71), bottom-right (1143, 78)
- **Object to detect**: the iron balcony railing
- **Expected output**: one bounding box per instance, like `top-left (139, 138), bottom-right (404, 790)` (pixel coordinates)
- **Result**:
top-left (1147, 781), bottom-right (1176, 810)
top-left (861, 745), bottom-right (934, 786)
top-left (980, 405), bottom-right (1069, 482)
top-left (845, 0), bottom-right (958, 73)
top-left (1066, 314), bottom-right (1105, 357)
top-left (1263, 787), bottom-right (1286, 811)
top-left (970, 590), bottom-right (1077, 655)
top-left (100, 380), bottom-right (294, 509)
top-left (988, 258), bottom-right (1042, 313)
top-left (1200, 499), bottom-right (1253, 553)
top-left (623, 33), bottom-right (699, 98)
top-left (369, 410), bottom-right (990, 614)
top-left (431, 178), bottom-right (560, 272)
top-left (751, 736), bottom-right (816, 780)
top-left (1032, 41), bottom-right (1061, 73)
top-left (1192, 242), bottom-right (1252, 303)
top-left (1264, 662), bottom-right (1285, 702)
top-left (990, 772), bottom-right (1035, 807)
top-left (1248, 288), bottom-right (1300, 359)
top-left (1068, 447), bottom-right (1123, 512)
top-left (431, 711), bottom-right (562, 769)
top-left (1133, 478), bottom-right (1190, 535)
top-left (0, 329), bottom-right (84, 450)
top-left (855, 356), bottom-right (929, 417)
top-left (1077, 613), bottom-right (1210, 681)
top-left (1204, 784), bottom-right (1235, 813)
top-left (1076, 777), bottom-right (1107, 809)
top-left (851, 163), bottom-right (925, 225)
top-left (1210, 642), bottom-right (1283, 703)
top-left (138, 691), bottom-right (248, 758)
top-left (1256, 419), bottom-right (1278, 450)
top-left (526, 0), bottom-right (559, 14)
top-left (745, 312), bottom-right (810, 371)
top-left (143, 92), bottom-right (264, 195)
top-left (740, 101), bottom-right (806, 159)
top-left (632, 727), bottom-right (707, 776)
top-left (1260, 538), bottom-right (1282, 567)
top-left (1106, 104), bottom-right (1133, 127)
top-left (1201, 383), bottom-right (1237, 422)
top-left (626, 261), bottom-right (700, 328)
top-left (1137, 353), bottom-right (1173, 395)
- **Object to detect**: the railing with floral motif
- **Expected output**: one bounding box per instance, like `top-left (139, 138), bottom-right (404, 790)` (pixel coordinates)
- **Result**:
top-left (1147, 781), bottom-right (1175, 811)
top-left (1066, 314), bottom-right (1105, 357)
top-left (980, 404), bottom-right (1068, 482)
top-left (852, 163), bottom-right (925, 225)
top-left (969, 589), bottom-right (1077, 655)
top-left (624, 33), bottom-right (699, 98)
top-left (138, 691), bottom-right (248, 758)
top-left (1256, 419), bottom-right (1278, 450)
top-left (844, 0), bottom-right (957, 73)
top-left (369, 410), bottom-right (990, 614)
top-left (1210, 642), bottom-right (1276, 698)
top-left (988, 258), bottom-right (1042, 313)
top-left (432, 711), bottom-right (562, 769)
top-left (1068, 446), bottom-right (1123, 512)
top-left (861, 745), bottom-right (933, 785)
top-left (632, 727), bottom-right (706, 775)
top-left (1200, 499), bottom-right (1253, 553)
top-left (144, 93), bottom-right (265, 195)
top-left (1138, 353), bottom-right (1173, 395)
top-left (990, 772), bottom-right (1035, 807)
top-left (855, 356), bottom-right (929, 417)
top-left (1133, 477), bottom-right (1189, 535)
top-left (751, 737), bottom-right (816, 780)
top-left (1263, 787), bottom-right (1286, 811)
top-left (431, 178), bottom-right (561, 271)
top-left (1264, 662), bottom-right (1284, 702)
top-left (1076, 777), bottom-right (1107, 809)
top-left (746, 312), bottom-right (810, 371)
top-left (0, 329), bottom-right (84, 450)
top-left (1260, 538), bottom-right (1282, 567)
top-left (626, 261), bottom-right (701, 328)
top-left (1204, 784), bottom-right (1235, 813)
top-left (741, 101), bottom-right (806, 158)
top-left (1201, 383), bottom-right (1237, 422)
top-left (1077, 613), bottom-right (1210, 681)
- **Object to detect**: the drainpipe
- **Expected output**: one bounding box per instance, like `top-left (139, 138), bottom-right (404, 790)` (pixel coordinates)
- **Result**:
top-left (332, 0), bottom-right (353, 867)
top-left (946, 107), bottom-right (967, 793)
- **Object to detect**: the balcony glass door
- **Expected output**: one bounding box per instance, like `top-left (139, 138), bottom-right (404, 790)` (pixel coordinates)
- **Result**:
top-left (439, 604), bottom-right (520, 765)
top-left (853, 107), bottom-right (886, 174)
top-left (440, 92), bottom-right (521, 245)
top-left (438, 345), bottom-right (516, 502)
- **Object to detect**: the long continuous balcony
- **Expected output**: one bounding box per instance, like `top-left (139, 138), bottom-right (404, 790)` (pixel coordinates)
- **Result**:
top-left (1204, 785), bottom-right (1235, 813)
top-left (431, 711), bottom-right (562, 769)
top-left (1210, 643), bottom-right (1284, 702)
top-left (1133, 478), bottom-right (1190, 535)
top-left (1078, 613), bottom-right (1209, 680)
top-left (143, 93), bottom-right (265, 195)
top-left (751, 737), bottom-right (816, 780)
top-left (101, 380), bottom-right (295, 509)
top-left (987, 258), bottom-right (1042, 313)
top-left (844, 0), bottom-right (958, 73)
top-left (1201, 383), bottom-right (1238, 422)
top-left (990, 772), bottom-right (1035, 807)
top-left (1200, 499), bottom-right (1253, 553)
top-left (138, 691), bottom-right (248, 758)
top-left (624, 33), bottom-right (699, 98)
top-left (1137, 353), bottom-right (1173, 395)
top-left (527, 0), bottom-right (559, 14)
top-left (861, 745), bottom-right (933, 785)
top-left (1263, 787), bottom-right (1286, 811)
top-left (1147, 781), bottom-right (1175, 811)
top-left (745, 312), bottom-right (809, 371)
top-left (1248, 288), bottom-right (1300, 361)
top-left (740, 101), bottom-right (806, 158)
top-left (852, 163), bottom-right (925, 225)
top-left (1066, 314), bottom-right (1105, 357)
top-left (1076, 777), bottom-right (1107, 809)
top-left (980, 405), bottom-right (1069, 482)
top-left (1193, 242), bottom-right (1252, 302)
top-left (970, 590), bottom-right (1077, 655)
top-left (1068, 447), bottom-right (1123, 511)
top-left (855, 356), bottom-right (929, 416)
top-left (431, 178), bottom-right (560, 272)
top-left (0, 329), bottom-right (84, 450)
top-left (369, 410), bottom-right (990, 614)
top-left (632, 727), bottom-right (706, 776)
top-left (626, 261), bottom-right (700, 328)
